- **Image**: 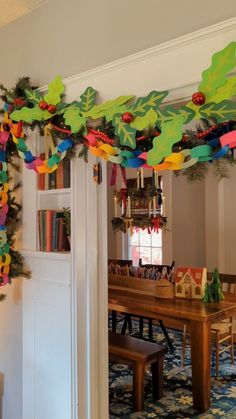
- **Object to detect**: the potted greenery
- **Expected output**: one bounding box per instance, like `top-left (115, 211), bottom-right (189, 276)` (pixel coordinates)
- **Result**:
top-left (63, 207), bottom-right (71, 247)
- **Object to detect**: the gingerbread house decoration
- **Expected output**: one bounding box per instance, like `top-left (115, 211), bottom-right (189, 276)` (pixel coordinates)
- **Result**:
top-left (174, 266), bottom-right (207, 300)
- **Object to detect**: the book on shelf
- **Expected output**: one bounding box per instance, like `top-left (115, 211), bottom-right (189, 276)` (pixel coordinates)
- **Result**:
top-left (38, 158), bottom-right (71, 190)
top-left (38, 209), bottom-right (70, 252)
top-left (38, 153), bottom-right (46, 190)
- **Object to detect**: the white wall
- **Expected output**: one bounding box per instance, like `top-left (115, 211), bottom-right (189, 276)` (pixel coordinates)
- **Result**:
top-left (0, 282), bottom-right (23, 419)
top-left (0, 0), bottom-right (236, 87)
top-left (172, 174), bottom-right (206, 266)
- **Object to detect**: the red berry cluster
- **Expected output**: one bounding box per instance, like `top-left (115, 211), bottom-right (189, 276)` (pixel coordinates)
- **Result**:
top-left (195, 125), bottom-right (217, 139)
top-left (13, 97), bottom-right (26, 107)
top-left (89, 129), bottom-right (115, 145)
top-left (182, 125), bottom-right (217, 142)
top-left (39, 100), bottom-right (57, 114)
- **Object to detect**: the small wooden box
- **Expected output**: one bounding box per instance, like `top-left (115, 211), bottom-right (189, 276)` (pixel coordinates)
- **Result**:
top-left (155, 279), bottom-right (175, 299)
top-left (108, 274), bottom-right (174, 299)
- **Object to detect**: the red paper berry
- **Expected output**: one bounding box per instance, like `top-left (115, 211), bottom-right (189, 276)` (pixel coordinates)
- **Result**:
top-left (13, 98), bottom-right (26, 107)
top-left (121, 112), bottom-right (134, 124)
top-left (192, 92), bottom-right (205, 106)
top-left (39, 101), bottom-right (48, 110)
top-left (47, 104), bottom-right (57, 114)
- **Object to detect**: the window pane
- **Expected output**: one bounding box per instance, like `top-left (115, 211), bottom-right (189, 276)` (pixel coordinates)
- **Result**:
top-left (151, 231), bottom-right (162, 247)
top-left (129, 246), bottom-right (139, 266)
top-left (151, 247), bottom-right (162, 265)
top-left (139, 229), bottom-right (151, 247)
top-left (129, 230), bottom-right (139, 246)
top-left (140, 247), bottom-right (151, 264)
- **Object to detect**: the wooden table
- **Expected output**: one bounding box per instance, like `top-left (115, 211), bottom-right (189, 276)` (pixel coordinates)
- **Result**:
top-left (108, 288), bottom-right (236, 413)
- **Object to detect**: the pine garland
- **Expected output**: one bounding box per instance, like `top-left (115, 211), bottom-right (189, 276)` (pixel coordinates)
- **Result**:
top-left (112, 215), bottom-right (167, 233)
top-left (174, 119), bottom-right (236, 182)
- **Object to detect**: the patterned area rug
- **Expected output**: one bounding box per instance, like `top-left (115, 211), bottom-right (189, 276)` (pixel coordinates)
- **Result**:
top-left (109, 322), bottom-right (236, 418)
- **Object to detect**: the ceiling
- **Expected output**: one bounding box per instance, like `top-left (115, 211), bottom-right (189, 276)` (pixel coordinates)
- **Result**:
top-left (0, 0), bottom-right (48, 28)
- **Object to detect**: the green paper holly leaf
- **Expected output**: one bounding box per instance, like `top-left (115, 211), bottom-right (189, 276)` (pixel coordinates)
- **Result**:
top-left (63, 107), bottom-right (86, 133)
top-left (158, 105), bottom-right (195, 125)
top-left (80, 87), bottom-right (97, 112)
top-left (130, 109), bottom-right (158, 130)
top-left (11, 106), bottom-right (52, 122)
top-left (25, 89), bottom-right (42, 105)
top-left (103, 105), bottom-right (128, 121)
top-left (44, 75), bottom-right (64, 105)
top-left (85, 95), bottom-right (134, 119)
top-left (147, 116), bottom-right (184, 166)
top-left (208, 76), bottom-right (236, 103)
top-left (112, 114), bottom-right (137, 149)
top-left (199, 42), bottom-right (236, 99)
top-left (185, 101), bottom-right (202, 120)
top-left (131, 91), bottom-right (168, 116)
top-left (199, 100), bottom-right (236, 122)
top-left (56, 102), bottom-right (68, 113)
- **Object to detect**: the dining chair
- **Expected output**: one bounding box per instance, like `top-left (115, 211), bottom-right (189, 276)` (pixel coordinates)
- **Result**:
top-left (108, 259), bottom-right (133, 333)
top-left (182, 272), bottom-right (236, 376)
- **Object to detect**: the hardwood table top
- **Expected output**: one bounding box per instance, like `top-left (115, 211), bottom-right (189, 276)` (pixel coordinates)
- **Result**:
top-left (109, 288), bottom-right (236, 323)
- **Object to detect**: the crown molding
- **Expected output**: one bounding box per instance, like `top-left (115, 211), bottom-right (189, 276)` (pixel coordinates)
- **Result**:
top-left (39, 17), bottom-right (236, 103)
top-left (61, 17), bottom-right (236, 87)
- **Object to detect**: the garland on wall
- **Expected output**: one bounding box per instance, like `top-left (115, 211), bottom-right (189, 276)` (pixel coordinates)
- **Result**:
top-left (1, 42), bottom-right (236, 291)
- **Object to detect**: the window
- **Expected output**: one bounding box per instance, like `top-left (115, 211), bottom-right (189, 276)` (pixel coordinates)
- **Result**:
top-left (128, 229), bottom-right (162, 266)
top-left (126, 173), bottom-right (163, 266)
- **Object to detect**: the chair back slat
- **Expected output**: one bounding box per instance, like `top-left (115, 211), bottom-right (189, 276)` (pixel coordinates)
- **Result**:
top-left (208, 272), bottom-right (236, 302)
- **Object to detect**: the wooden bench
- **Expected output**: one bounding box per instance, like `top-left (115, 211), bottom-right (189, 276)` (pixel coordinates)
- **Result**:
top-left (109, 331), bottom-right (168, 411)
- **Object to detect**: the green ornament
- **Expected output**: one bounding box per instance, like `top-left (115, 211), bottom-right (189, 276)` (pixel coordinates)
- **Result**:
top-left (147, 116), bottom-right (184, 166)
top-left (112, 114), bottom-right (136, 149)
top-left (211, 268), bottom-right (224, 302)
top-left (202, 282), bottom-right (214, 303)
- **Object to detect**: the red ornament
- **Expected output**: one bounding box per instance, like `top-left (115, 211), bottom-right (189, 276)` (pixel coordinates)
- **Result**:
top-left (39, 101), bottom-right (48, 110)
top-left (13, 98), bottom-right (26, 107)
top-left (192, 92), bottom-right (205, 106)
top-left (47, 104), bottom-right (57, 114)
top-left (121, 112), bottom-right (134, 124)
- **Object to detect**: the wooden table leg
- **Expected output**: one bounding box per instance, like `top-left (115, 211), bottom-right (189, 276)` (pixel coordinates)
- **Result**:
top-left (190, 320), bottom-right (211, 413)
top-left (133, 362), bottom-right (145, 411)
top-left (111, 310), bottom-right (117, 332)
top-left (151, 357), bottom-right (164, 399)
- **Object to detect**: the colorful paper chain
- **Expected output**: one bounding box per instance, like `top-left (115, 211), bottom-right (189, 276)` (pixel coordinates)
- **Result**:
top-left (1, 113), bottom-right (234, 176)
top-left (86, 129), bottom-right (236, 170)
top-left (10, 120), bottom-right (74, 174)
top-left (0, 120), bottom-right (11, 286)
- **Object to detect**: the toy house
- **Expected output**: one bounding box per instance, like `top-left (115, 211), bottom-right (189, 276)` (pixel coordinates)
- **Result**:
top-left (174, 266), bottom-right (207, 300)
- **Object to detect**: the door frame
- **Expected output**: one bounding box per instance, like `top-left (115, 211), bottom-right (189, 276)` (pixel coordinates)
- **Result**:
top-left (64, 17), bottom-right (236, 419)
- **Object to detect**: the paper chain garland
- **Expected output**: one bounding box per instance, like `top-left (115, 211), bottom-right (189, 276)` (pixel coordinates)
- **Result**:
top-left (5, 41), bottom-right (236, 175)
top-left (1, 41), bottom-right (236, 286)
top-left (0, 114), bottom-right (11, 285)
